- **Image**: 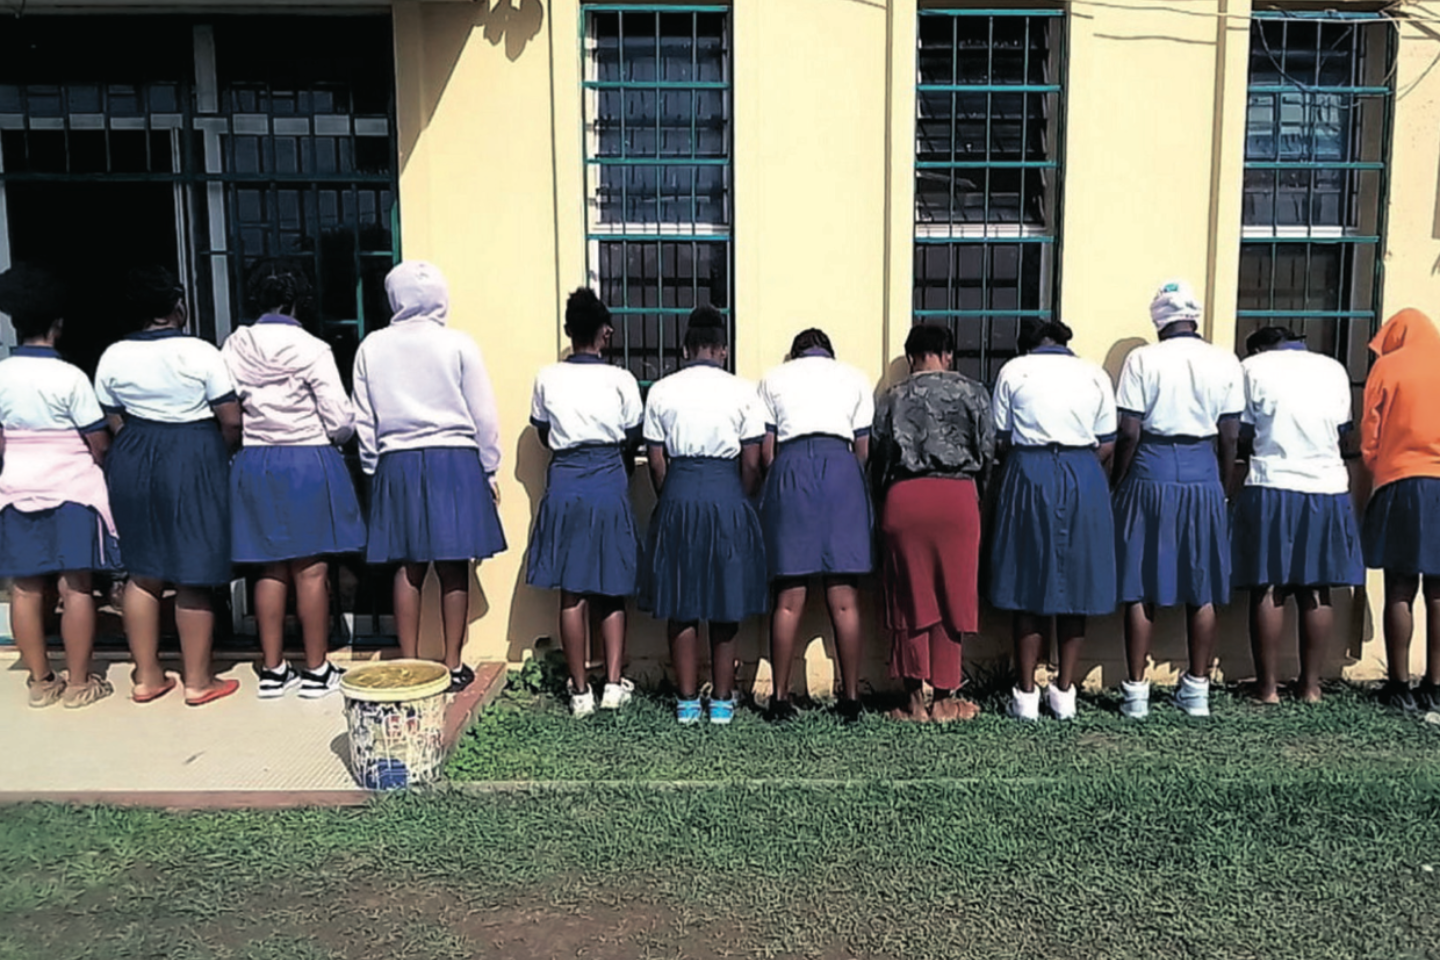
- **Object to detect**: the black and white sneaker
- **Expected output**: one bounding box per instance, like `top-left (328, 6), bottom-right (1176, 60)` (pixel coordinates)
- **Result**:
top-left (299, 663), bottom-right (344, 699)
top-left (256, 663), bottom-right (300, 699)
top-left (449, 664), bottom-right (476, 693)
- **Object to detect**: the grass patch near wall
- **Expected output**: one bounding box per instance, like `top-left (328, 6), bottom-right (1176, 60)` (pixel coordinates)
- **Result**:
top-left (3, 687), bottom-right (1439, 960)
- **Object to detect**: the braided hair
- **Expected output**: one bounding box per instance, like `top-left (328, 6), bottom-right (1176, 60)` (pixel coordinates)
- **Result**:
top-left (245, 258), bottom-right (314, 319)
top-left (123, 266), bottom-right (186, 324)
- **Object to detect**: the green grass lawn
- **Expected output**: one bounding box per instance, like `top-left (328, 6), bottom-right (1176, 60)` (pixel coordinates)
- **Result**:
top-left (3, 685), bottom-right (1440, 959)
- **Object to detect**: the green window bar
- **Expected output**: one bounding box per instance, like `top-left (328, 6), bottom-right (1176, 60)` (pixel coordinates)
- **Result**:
top-left (913, 7), bottom-right (1067, 385)
top-left (581, 3), bottom-right (732, 386)
top-left (1237, 11), bottom-right (1395, 392)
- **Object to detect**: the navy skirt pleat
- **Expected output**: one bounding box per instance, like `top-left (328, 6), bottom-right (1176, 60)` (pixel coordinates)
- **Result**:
top-left (232, 445), bottom-right (367, 563)
top-left (1113, 437), bottom-right (1230, 607)
top-left (1232, 486), bottom-right (1364, 588)
top-left (990, 446), bottom-right (1117, 616)
top-left (366, 447), bottom-right (506, 564)
top-left (526, 445), bottom-right (639, 597)
top-left (641, 456), bottom-right (768, 623)
top-left (107, 418), bottom-right (232, 586)
top-left (760, 436), bottom-right (874, 579)
top-left (1362, 477), bottom-right (1440, 576)
top-left (0, 504), bottom-right (122, 578)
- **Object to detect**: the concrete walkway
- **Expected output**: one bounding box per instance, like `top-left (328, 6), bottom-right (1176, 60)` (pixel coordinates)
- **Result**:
top-left (0, 656), bottom-right (505, 806)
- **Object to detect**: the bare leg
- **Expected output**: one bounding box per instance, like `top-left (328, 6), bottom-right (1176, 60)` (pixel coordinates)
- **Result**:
top-left (1424, 577), bottom-right (1440, 686)
top-left (825, 576), bottom-right (863, 701)
top-left (1295, 587), bottom-right (1330, 703)
top-left (594, 594), bottom-right (627, 684)
top-left (1248, 587), bottom-right (1284, 704)
top-left (669, 620), bottom-right (700, 699)
top-left (1013, 612), bottom-right (1046, 694)
top-left (888, 677), bottom-right (930, 722)
top-left (175, 585), bottom-right (221, 699)
top-left (124, 576), bottom-right (168, 697)
top-left (292, 558), bottom-right (331, 671)
top-left (1054, 614), bottom-right (1087, 692)
top-left (1383, 571), bottom-right (1419, 684)
top-left (434, 561), bottom-right (470, 671)
top-left (710, 621), bottom-right (739, 701)
top-left (253, 562), bottom-right (292, 670)
top-left (9, 576), bottom-right (52, 682)
top-left (392, 563), bottom-right (427, 660)
top-left (57, 571), bottom-right (96, 683)
top-left (559, 591), bottom-right (590, 692)
top-left (769, 579), bottom-right (807, 702)
top-left (1124, 601), bottom-right (1154, 683)
top-left (1187, 603), bottom-right (1217, 679)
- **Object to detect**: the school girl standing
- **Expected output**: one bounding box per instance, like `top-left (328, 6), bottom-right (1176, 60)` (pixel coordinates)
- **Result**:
top-left (758, 328), bottom-right (875, 723)
top-left (1231, 327), bottom-right (1364, 704)
top-left (639, 306), bottom-right (768, 725)
top-left (352, 260), bottom-right (506, 693)
top-left (222, 260), bottom-right (366, 699)
top-left (0, 264), bottom-right (119, 709)
top-left (990, 318), bottom-right (1117, 721)
top-left (870, 323), bottom-right (993, 723)
top-left (527, 288), bottom-right (643, 717)
top-left (94, 266), bottom-right (241, 707)
top-left (1359, 308), bottom-right (1440, 713)
top-left (1112, 279), bottom-right (1243, 719)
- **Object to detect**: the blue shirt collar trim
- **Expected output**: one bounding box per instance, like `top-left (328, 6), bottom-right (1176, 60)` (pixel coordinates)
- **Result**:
top-left (257, 313), bottom-right (302, 327)
top-left (1031, 345), bottom-right (1075, 356)
top-left (799, 347), bottom-right (834, 359)
top-left (128, 328), bottom-right (188, 341)
top-left (684, 358), bottom-right (722, 369)
top-left (11, 345), bottom-right (59, 358)
top-left (1159, 329), bottom-right (1204, 342)
top-left (1276, 341), bottom-right (1308, 352)
top-left (565, 353), bottom-right (607, 364)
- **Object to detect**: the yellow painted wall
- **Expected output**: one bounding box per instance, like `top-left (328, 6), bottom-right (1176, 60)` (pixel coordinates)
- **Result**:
top-left (394, 0), bottom-right (1436, 695)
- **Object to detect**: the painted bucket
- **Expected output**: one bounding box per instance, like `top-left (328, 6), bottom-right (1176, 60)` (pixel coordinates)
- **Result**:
top-left (340, 659), bottom-right (451, 791)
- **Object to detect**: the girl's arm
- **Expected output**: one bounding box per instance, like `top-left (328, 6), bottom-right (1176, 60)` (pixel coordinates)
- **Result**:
top-left (852, 433), bottom-right (870, 469)
top-left (214, 400), bottom-right (243, 452)
top-left (646, 443), bottom-right (668, 495)
top-left (761, 431), bottom-right (777, 472)
top-left (1217, 417), bottom-right (1241, 499)
top-left (309, 348), bottom-right (356, 444)
top-left (1111, 414), bottom-right (1142, 489)
top-left (352, 347), bottom-right (379, 475)
top-left (740, 442), bottom-right (762, 498)
top-left (83, 428), bottom-right (111, 467)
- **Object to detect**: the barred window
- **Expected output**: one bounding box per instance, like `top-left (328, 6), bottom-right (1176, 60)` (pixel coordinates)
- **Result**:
top-left (913, 7), bottom-right (1066, 384)
top-left (1237, 12), bottom-right (1393, 388)
top-left (583, 3), bottom-right (732, 385)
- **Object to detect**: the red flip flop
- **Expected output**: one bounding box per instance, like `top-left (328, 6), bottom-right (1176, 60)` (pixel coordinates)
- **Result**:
top-left (185, 678), bottom-right (241, 708)
top-left (132, 676), bottom-right (177, 704)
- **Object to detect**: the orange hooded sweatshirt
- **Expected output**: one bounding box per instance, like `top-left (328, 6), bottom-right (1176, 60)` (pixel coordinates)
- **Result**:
top-left (1361, 308), bottom-right (1440, 491)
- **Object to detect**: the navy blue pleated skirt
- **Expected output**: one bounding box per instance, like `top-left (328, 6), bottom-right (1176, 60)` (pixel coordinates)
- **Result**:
top-left (641, 456), bottom-right (768, 623)
top-left (1113, 436), bottom-right (1230, 607)
top-left (526, 444), bottom-right (639, 597)
top-left (1232, 486), bottom-right (1364, 588)
top-left (366, 447), bottom-right (506, 564)
top-left (1362, 477), bottom-right (1440, 576)
top-left (990, 446), bottom-right (1117, 616)
top-left (760, 435), bottom-right (874, 579)
top-left (107, 417), bottom-right (232, 586)
top-left (232, 445), bottom-right (367, 563)
top-left (0, 504), bottom-right (122, 578)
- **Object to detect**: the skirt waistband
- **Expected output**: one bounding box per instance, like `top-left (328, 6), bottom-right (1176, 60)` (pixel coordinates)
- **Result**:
top-left (122, 415), bottom-right (221, 432)
top-left (778, 434), bottom-right (852, 455)
top-left (1011, 443), bottom-right (1097, 454)
top-left (1140, 432), bottom-right (1214, 447)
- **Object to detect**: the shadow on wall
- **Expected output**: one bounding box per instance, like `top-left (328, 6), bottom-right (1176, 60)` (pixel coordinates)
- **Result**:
top-left (399, 0), bottom-right (547, 172)
top-left (504, 424), bottom-right (557, 665)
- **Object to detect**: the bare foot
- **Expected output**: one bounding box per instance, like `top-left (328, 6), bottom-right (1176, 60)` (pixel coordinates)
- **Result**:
top-left (1249, 684), bottom-right (1281, 706)
top-left (930, 698), bottom-right (981, 723)
top-left (1299, 686), bottom-right (1322, 704)
top-left (887, 705), bottom-right (931, 723)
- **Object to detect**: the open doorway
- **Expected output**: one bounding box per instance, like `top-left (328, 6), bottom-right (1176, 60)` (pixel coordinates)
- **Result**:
top-left (5, 182), bottom-right (181, 376)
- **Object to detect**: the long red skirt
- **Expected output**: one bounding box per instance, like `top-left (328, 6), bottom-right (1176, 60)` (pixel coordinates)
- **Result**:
top-left (880, 477), bottom-right (981, 688)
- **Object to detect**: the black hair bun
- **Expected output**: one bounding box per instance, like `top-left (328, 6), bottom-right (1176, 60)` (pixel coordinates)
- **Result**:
top-left (688, 304), bottom-right (725, 329)
top-left (0, 263), bottom-right (66, 320)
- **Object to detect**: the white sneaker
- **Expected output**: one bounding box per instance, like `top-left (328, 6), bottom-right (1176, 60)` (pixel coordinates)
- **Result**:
top-left (600, 678), bottom-right (634, 710)
top-left (569, 682), bottom-right (596, 718)
top-left (298, 662), bottom-right (343, 699)
top-left (1007, 685), bottom-right (1041, 721)
top-left (256, 663), bottom-right (300, 699)
top-left (1045, 683), bottom-right (1078, 720)
top-left (1173, 673), bottom-right (1211, 717)
top-left (1120, 679), bottom-right (1151, 719)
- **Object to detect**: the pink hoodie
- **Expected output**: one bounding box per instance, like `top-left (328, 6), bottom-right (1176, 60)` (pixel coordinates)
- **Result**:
top-left (221, 316), bottom-right (355, 447)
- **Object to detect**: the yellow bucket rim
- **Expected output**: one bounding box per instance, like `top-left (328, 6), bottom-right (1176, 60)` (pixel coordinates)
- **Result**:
top-left (340, 659), bottom-right (451, 702)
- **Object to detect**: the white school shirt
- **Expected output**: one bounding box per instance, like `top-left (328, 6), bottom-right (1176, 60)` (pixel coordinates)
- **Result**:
top-left (1241, 344), bottom-right (1352, 495)
top-left (93, 329), bottom-right (237, 423)
top-left (757, 352), bottom-right (875, 443)
top-left (1115, 333), bottom-right (1244, 438)
top-left (642, 361), bottom-right (767, 459)
top-left (992, 347), bottom-right (1117, 447)
top-left (530, 355), bottom-right (644, 451)
top-left (0, 346), bottom-right (108, 434)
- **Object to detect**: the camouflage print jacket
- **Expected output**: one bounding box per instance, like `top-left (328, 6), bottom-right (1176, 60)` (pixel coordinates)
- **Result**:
top-left (869, 370), bottom-right (995, 495)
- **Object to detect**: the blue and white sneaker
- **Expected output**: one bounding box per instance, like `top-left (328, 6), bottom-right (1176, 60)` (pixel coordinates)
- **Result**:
top-left (709, 697), bottom-right (736, 725)
top-left (1173, 673), bottom-right (1210, 717)
top-left (677, 697), bottom-right (703, 725)
top-left (1120, 679), bottom-right (1150, 719)
top-left (256, 663), bottom-right (300, 699)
